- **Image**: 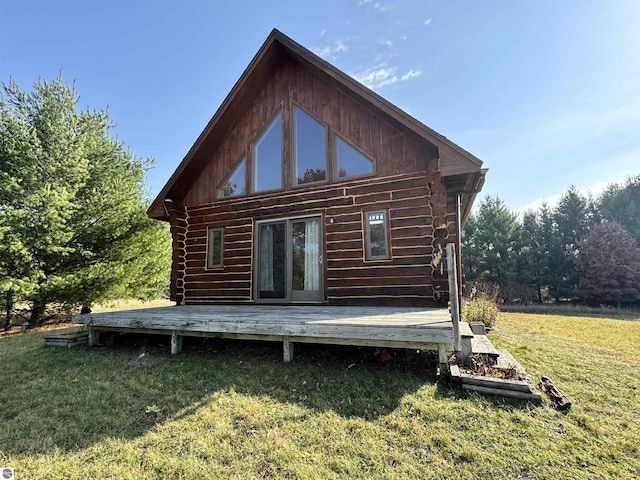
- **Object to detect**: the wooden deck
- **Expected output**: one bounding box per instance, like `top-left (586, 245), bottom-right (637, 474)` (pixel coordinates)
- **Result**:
top-left (72, 305), bottom-right (454, 368)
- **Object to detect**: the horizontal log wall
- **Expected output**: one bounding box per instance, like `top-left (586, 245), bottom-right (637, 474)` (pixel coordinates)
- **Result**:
top-left (179, 171), bottom-right (455, 306)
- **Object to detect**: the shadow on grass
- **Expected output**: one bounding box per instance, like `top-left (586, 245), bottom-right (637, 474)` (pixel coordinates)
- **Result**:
top-left (0, 330), bottom-right (449, 456)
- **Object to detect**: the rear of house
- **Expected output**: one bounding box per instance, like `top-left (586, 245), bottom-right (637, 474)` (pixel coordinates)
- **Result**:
top-left (147, 29), bottom-right (486, 308)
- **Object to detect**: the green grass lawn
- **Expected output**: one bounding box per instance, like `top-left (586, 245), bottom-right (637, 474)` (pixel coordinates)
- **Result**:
top-left (1, 311), bottom-right (639, 479)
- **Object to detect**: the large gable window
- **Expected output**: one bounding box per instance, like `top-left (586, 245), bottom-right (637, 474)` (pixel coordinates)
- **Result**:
top-left (293, 105), bottom-right (327, 185)
top-left (335, 135), bottom-right (374, 179)
top-left (217, 156), bottom-right (246, 198)
top-left (252, 110), bottom-right (283, 192)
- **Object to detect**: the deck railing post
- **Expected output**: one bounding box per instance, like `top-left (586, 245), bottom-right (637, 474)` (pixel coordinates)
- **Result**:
top-left (446, 243), bottom-right (461, 353)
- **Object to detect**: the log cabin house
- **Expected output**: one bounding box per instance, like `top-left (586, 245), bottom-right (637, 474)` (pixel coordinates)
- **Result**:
top-left (147, 29), bottom-right (487, 308)
top-left (74, 29), bottom-right (487, 368)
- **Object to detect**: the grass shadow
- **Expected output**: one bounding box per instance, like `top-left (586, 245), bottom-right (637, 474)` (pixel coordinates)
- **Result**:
top-left (0, 330), bottom-right (440, 456)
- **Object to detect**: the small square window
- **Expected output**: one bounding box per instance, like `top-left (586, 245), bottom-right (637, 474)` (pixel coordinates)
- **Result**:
top-left (365, 211), bottom-right (390, 260)
top-left (207, 228), bottom-right (223, 269)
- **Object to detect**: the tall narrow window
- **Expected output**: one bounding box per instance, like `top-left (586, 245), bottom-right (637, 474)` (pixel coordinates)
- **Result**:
top-left (252, 110), bottom-right (283, 192)
top-left (365, 211), bottom-right (390, 260)
top-left (293, 106), bottom-right (327, 185)
top-left (217, 156), bottom-right (246, 198)
top-left (335, 135), bottom-right (373, 179)
top-left (207, 228), bottom-right (224, 269)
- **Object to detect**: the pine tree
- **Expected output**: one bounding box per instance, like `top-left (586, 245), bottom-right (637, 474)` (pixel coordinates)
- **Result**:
top-left (462, 195), bottom-right (518, 286)
top-left (0, 74), bottom-right (171, 326)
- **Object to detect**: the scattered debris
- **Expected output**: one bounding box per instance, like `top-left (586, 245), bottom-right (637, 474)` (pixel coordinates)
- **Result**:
top-left (145, 405), bottom-right (161, 415)
top-left (450, 360), bottom-right (542, 403)
top-left (467, 354), bottom-right (526, 381)
top-left (539, 376), bottom-right (572, 411)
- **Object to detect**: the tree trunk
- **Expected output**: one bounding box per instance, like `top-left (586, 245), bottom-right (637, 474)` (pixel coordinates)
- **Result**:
top-left (3, 292), bottom-right (14, 331)
top-left (3, 304), bottom-right (11, 331)
top-left (29, 302), bottom-right (46, 328)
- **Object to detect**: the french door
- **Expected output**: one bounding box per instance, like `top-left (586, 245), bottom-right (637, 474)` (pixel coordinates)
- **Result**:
top-left (256, 216), bottom-right (323, 302)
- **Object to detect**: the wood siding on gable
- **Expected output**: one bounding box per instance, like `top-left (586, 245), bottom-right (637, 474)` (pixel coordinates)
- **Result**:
top-left (184, 58), bottom-right (436, 207)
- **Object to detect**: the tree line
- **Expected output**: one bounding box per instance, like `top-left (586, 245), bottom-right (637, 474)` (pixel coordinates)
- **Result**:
top-left (462, 177), bottom-right (640, 307)
top-left (1, 75), bottom-right (171, 329)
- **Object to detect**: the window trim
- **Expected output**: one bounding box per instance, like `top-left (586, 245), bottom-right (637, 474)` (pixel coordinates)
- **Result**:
top-left (206, 227), bottom-right (224, 269)
top-left (363, 210), bottom-right (391, 261)
top-left (291, 103), bottom-right (329, 188)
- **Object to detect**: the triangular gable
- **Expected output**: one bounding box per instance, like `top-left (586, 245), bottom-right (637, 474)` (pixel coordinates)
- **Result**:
top-left (148, 29), bottom-right (484, 220)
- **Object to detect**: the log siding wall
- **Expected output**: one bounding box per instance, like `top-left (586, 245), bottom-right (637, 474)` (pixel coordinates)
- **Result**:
top-left (176, 171), bottom-right (457, 307)
top-left (168, 55), bottom-right (460, 307)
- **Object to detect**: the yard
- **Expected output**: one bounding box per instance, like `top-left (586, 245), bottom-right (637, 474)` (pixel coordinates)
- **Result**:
top-left (1, 310), bottom-right (639, 479)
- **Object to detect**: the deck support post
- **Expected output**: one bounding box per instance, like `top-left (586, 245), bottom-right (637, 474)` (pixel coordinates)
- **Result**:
top-left (283, 337), bottom-right (294, 362)
top-left (87, 327), bottom-right (99, 347)
top-left (438, 343), bottom-right (448, 374)
top-left (171, 331), bottom-right (183, 354)
top-left (446, 243), bottom-right (461, 354)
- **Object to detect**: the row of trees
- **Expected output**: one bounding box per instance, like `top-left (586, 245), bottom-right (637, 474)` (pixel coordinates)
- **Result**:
top-left (462, 177), bottom-right (640, 307)
top-left (1, 75), bottom-right (171, 329)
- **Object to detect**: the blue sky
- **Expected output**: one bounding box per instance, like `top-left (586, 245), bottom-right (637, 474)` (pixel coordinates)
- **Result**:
top-left (1, 0), bottom-right (638, 213)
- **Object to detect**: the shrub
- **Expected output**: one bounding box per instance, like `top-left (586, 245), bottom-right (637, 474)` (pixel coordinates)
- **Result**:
top-left (462, 298), bottom-right (499, 328)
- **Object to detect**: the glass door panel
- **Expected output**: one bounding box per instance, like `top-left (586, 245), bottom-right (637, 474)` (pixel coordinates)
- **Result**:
top-left (291, 218), bottom-right (322, 302)
top-left (257, 221), bottom-right (286, 299)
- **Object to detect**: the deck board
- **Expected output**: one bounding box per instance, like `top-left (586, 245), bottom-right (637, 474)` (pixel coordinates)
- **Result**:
top-left (72, 305), bottom-right (454, 354)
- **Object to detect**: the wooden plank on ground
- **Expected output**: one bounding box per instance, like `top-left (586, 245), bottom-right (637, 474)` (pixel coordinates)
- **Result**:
top-left (462, 384), bottom-right (542, 402)
top-left (458, 375), bottom-right (533, 393)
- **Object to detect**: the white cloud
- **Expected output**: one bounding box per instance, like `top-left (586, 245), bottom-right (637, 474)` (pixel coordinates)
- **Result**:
top-left (351, 65), bottom-right (422, 90)
top-left (357, 0), bottom-right (390, 15)
top-left (400, 69), bottom-right (421, 81)
top-left (515, 193), bottom-right (564, 216)
top-left (314, 40), bottom-right (348, 61)
top-left (514, 180), bottom-right (620, 217)
top-left (424, 18), bottom-right (432, 26)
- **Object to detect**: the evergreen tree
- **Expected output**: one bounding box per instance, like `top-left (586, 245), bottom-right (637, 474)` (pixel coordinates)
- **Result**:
top-left (462, 195), bottom-right (518, 285)
top-left (0, 74), bottom-right (171, 326)
top-left (550, 186), bottom-right (594, 300)
top-left (513, 210), bottom-right (545, 302)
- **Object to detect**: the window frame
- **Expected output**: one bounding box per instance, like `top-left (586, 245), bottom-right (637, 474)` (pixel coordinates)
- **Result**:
top-left (363, 210), bottom-right (391, 261)
top-left (333, 133), bottom-right (376, 182)
top-left (291, 104), bottom-right (329, 187)
top-left (217, 155), bottom-right (247, 199)
top-left (206, 227), bottom-right (224, 269)
top-left (251, 108), bottom-right (284, 194)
